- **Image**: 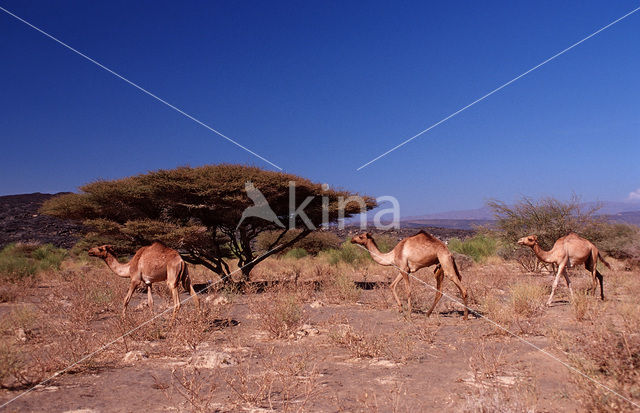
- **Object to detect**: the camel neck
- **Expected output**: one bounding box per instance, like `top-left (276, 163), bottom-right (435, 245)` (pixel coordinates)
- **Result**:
top-left (104, 253), bottom-right (131, 278)
top-left (364, 239), bottom-right (395, 266)
top-left (532, 243), bottom-right (552, 263)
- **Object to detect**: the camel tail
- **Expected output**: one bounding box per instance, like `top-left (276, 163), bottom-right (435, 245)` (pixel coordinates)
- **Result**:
top-left (598, 253), bottom-right (612, 270)
top-left (178, 260), bottom-right (190, 291)
top-left (451, 256), bottom-right (462, 281)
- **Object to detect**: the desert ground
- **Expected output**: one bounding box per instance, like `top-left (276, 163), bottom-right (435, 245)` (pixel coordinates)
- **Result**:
top-left (1, 248), bottom-right (638, 413)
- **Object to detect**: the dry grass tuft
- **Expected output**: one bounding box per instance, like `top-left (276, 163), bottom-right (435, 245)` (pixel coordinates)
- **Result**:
top-left (323, 271), bottom-right (361, 303)
top-left (251, 289), bottom-right (307, 339)
top-left (510, 282), bottom-right (546, 318)
top-left (157, 367), bottom-right (219, 413)
top-left (218, 348), bottom-right (321, 411)
top-left (463, 342), bottom-right (537, 412)
top-left (554, 299), bottom-right (640, 412)
top-left (329, 324), bottom-right (389, 359)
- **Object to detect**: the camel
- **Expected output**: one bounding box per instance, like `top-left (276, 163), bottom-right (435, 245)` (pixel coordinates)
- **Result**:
top-left (88, 242), bottom-right (200, 320)
top-left (517, 233), bottom-right (611, 306)
top-left (351, 231), bottom-right (468, 320)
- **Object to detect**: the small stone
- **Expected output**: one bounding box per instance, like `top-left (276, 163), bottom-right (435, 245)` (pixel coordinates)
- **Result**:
top-left (206, 295), bottom-right (229, 306)
top-left (309, 300), bottom-right (324, 308)
top-left (16, 328), bottom-right (27, 342)
top-left (122, 350), bottom-right (148, 364)
top-left (63, 410), bottom-right (97, 413)
top-left (189, 351), bottom-right (237, 369)
top-left (295, 324), bottom-right (320, 339)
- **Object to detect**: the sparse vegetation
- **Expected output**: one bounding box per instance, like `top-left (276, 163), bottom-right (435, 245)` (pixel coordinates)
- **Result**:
top-left (325, 271), bottom-right (360, 302)
top-left (1, 213), bottom-right (639, 411)
top-left (252, 290), bottom-right (306, 339)
top-left (321, 242), bottom-right (371, 266)
top-left (510, 282), bottom-right (546, 317)
top-left (284, 247), bottom-right (308, 259)
top-left (329, 324), bottom-right (389, 359)
top-left (449, 234), bottom-right (498, 263)
top-left (556, 301), bottom-right (640, 411)
top-left (0, 243), bottom-right (66, 281)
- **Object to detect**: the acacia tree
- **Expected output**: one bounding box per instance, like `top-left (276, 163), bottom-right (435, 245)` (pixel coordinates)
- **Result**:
top-left (42, 164), bottom-right (376, 285)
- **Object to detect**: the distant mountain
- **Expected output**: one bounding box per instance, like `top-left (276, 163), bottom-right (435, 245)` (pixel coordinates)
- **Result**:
top-left (401, 219), bottom-right (493, 230)
top-left (404, 206), bottom-right (494, 221)
top-left (606, 211), bottom-right (640, 226)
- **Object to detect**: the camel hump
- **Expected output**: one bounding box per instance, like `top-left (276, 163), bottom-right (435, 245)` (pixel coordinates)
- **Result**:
top-left (414, 230), bottom-right (439, 243)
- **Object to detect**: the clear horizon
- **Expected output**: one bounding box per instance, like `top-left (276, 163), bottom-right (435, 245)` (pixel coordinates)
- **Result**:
top-left (1, 1), bottom-right (639, 216)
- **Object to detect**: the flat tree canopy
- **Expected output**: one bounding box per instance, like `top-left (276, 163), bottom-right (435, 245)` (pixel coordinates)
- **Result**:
top-left (42, 164), bottom-right (376, 285)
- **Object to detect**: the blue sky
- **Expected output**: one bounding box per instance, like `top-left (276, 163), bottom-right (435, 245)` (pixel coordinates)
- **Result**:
top-left (1, 1), bottom-right (639, 216)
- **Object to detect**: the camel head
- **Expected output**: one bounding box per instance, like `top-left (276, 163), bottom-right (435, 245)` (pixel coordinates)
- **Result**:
top-left (88, 245), bottom-right (114, 259)
top-left (517, 235), bottom-right (538, 247)
top-left (350, 232), bottom-right (373, 246)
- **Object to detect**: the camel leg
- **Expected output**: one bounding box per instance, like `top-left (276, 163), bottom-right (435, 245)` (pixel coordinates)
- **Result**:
top-left (169, 286), bottom-right (181, 324)
top-left (596, 270), bottom-right (605, 301)
top-left (547, 262), bottom-right (566, 306)
top-left (426, 267), bottom-right (444, 317)
top-left (587, 254), bottom-right (599, 296)
top-left (390, 273), bottom-right (404, 313)
top-left (447, 272), bottom-right (469, 320)
top-left (122, 281), bottom-right (137, 317)
top-left (402, 273), bottom-right (411, 318)
top-left (146, 284), bottom-right (154, 313)
top-left (183, 276), bottom-right (200, 310)
top-left (440, 259), bottom-right (468, 320)
top-left (584, 255), bottom-right (599, 297)
top-left (562, 268), bottom-right (573, 302)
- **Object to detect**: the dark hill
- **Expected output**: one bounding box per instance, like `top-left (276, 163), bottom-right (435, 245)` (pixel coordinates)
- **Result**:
top-left (0, 193), bottom-right (84, 249)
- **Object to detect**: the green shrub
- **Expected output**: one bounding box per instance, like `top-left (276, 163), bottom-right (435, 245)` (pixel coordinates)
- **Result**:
top-left (448, 235), bottom-right (498, 263)
top-left (0, 243), bottom-right (67, 281)
top-left (321, 242), bottom-right (371, 266)
top-left (285, 248), bottom-right (308, 259)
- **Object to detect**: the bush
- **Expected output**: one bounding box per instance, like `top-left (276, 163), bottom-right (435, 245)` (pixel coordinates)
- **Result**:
top-left (254, 291), bottom-right (306, 339)
top-left (583, 222), bottom-right (640, 260)
top-left (510, 282), bottom-right (546, 317)
top-left (448, 235), bottom-right (498, 263)
top-left (488, 195), bottom-right (600, 251)
top-left (320, 242), bottom-right (371, 267)
top-left (0, 243), bottom-right (67, 281)
top-left (285, 248), bottom-right (308, 259)
top-left (326, 272), bottom-right (360, 302)
top-left (485, 195), bottom-right (640, 271)
top-left (256, 230), bottom-right (341, 255)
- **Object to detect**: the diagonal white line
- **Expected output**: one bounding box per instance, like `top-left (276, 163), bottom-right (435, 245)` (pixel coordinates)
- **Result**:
top-left (0, 242), bottom-right (288, 410)
top-left (356, 5), bottom-right (640, 171)
top-left (0, 5), bottom-right (283, 171)
top-left (353, 242), bottom-right (640, 410)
